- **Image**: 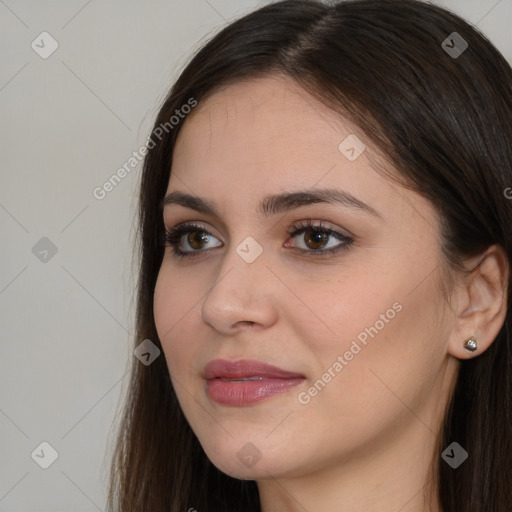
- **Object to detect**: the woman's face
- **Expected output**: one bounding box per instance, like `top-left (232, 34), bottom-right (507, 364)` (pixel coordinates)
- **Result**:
top-left (153, 75), bottom-right (458, 481)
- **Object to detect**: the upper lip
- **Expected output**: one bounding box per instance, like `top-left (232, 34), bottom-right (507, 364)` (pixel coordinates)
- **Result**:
top-left (203, 359), bottom-right (305, 380)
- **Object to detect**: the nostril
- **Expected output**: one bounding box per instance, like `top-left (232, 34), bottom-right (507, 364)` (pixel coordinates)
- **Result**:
top-left (238, 321), bottom-right (256, 328)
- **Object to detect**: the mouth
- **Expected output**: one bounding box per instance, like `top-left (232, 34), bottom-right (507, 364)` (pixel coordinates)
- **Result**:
top-left (202, 359), bottom-right (306, 406)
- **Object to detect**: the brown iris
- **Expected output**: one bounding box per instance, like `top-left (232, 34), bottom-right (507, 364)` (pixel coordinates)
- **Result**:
top-left (304, 229), bottom-right (329, 250)
top-left (188, 231), bottom-right (210, 250)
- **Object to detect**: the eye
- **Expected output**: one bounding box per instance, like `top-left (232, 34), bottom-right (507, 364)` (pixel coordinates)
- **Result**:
top-left (161, 219), bottom-right (354, 260)
top-left (162, 223), bottom-right (222, 259)
top-left (284, 220), bottom-right (353, 257)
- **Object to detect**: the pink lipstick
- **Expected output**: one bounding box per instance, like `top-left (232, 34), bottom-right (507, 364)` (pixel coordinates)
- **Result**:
top-left (203, 359), bottom-right (305, 406)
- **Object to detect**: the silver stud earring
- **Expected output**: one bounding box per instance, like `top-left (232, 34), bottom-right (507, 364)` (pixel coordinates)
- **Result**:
top-left (463, 336), bottom-right (478, 352)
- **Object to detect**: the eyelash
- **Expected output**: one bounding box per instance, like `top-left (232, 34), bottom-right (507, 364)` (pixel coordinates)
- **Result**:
top-left (161, 219), bottom-right (354, 260)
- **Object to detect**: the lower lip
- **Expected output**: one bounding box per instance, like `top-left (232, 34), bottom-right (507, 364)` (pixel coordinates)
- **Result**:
top-left (206, 377), bottom-right (305, 406)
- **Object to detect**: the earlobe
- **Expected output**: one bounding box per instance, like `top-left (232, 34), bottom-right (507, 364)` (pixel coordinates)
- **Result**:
top-left (447, 244), bottom-right (509, 360)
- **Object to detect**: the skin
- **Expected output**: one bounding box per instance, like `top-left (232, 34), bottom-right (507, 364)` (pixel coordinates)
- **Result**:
top-left (153, 75), bottom-right (508, 512)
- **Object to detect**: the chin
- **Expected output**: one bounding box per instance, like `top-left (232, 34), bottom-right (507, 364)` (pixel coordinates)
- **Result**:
top-left (199, 438), bottom-right (303, 481)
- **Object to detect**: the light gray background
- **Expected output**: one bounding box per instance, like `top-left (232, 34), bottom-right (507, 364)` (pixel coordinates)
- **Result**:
top-left (1, 1), bottom-right (510, 510)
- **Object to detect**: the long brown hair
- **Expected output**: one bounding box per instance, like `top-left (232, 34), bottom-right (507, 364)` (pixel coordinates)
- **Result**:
top-left (106, 1), bottom-right (512, 510)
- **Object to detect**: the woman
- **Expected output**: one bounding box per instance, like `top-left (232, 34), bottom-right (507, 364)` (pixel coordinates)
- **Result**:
top-left (107, 1), bottom-right (512, 510)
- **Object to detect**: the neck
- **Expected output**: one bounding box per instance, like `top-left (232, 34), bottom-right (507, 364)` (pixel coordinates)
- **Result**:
top-left (257, 413), bottom-right (443, 512)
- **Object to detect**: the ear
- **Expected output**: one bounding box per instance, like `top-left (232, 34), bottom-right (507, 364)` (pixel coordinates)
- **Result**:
top-left (447, 244), bottom-right (509, 360)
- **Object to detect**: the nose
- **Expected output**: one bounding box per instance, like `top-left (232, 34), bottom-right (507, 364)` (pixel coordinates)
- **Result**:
top-left (200, 242), bottom-right (279, 335)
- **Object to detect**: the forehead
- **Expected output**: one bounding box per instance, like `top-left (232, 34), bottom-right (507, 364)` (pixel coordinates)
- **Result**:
top-left (172, 76), bottom-right (379, 189)
top-left (167, 76), bottom-right (435, 230)
top-left (176, 76), bottom-right (352, 159)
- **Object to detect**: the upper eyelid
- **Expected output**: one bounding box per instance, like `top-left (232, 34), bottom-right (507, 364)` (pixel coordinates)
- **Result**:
top-left (289, 219), bottom-right (354, 238)
top-left (168, 220), bottom-right (221, 239)
top-left (165, 219), bottom-right (353, 242)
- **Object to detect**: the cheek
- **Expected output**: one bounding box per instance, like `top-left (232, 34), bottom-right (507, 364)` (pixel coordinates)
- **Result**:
top-left (153, 266), bottom-right (201, 373)
top-left (341, 306), bottom-right (441, 425)
top-left (287, 269), bottom-right (401, 364)
top-left (296, 265), bottom-right (444, 412)
top-left (153, 259), bottom-right (205, 330)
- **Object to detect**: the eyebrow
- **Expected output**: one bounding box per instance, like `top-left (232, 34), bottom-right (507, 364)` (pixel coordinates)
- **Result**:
top-left (161, 188), bottom-right (381, 218)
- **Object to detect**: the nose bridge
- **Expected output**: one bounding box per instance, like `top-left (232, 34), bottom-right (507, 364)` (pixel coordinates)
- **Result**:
top-left (208, 233), bottom-right (268, 303)
top-left (214, 228), bottom-right (268, 282)
top-left (200, 233), bottom-right (277, 330)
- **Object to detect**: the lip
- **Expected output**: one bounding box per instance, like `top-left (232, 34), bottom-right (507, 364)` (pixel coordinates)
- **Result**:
top-left (203, 359), bottom-right (306, 406)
